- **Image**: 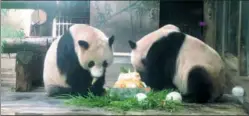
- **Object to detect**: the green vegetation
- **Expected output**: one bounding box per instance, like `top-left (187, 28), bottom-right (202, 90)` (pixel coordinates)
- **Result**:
top-left (1, 9), bottom-right (25, 38)
top-left (120, 66), bottom-right (130, 73)
top-left (1, 9), bottom-right (26, 53)
top-left (1, 25), bottom-right (25, 53)
top-left (119, 66), bottom-right (136, 73)
top-left (1, 9), bottom-right (26, 38)
top-left (65, 66), bottom-right (183, 113)
top-left (1, 25), bottom-right (25, 38)
top-left (64, 89), bottom-right (183, 113)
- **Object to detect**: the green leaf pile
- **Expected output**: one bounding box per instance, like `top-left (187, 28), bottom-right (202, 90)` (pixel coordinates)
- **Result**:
top-left (120, 66), bottom-right (129, 73)
top-left (64, 88), bottom-right (183, 112)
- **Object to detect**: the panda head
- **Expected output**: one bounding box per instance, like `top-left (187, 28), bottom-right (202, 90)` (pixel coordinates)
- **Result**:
top-left (128, 24), bottom-right (180, 72)
top-left (69, 24), bottom-right (115, 79)
top-left (128, 40), bottom-right (146, 72)
top-left (160, 24), bottom-right (180, 32)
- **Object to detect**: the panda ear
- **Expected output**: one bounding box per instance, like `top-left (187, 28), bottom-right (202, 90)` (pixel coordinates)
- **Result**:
top-left (128, 40), bottom-right (136, 49)
top-left (108, 35), bottom-right (115, 47)
top-left (78, 40), bottom-right (89, 49)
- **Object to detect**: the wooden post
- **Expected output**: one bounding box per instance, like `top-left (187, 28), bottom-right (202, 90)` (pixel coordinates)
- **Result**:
top-left (245, 1), bottom-right (249, 76)
top-left (15, 51), bottom-right (46, 92)
top-left (220, 1), bottom-right (227, 58)
top-left (203, 0), bottom-right (217, 48)
top-left (1, 37), bottom-right (55, 92)
top-left (237, 1), bottom-right (242, 76)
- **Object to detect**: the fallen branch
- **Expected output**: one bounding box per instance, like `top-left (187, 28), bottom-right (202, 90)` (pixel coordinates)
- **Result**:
top-left (1, 37), bottom-right (56, 53)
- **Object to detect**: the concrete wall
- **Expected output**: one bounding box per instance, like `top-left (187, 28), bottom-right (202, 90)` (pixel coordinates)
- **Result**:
top-left (1, 9), bottom-right (34, 37)
top-left (90, 1), bottom-right (160, 53)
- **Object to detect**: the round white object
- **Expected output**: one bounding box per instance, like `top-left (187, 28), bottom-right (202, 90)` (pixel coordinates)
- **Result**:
top-left (232, 86), bottom-right (244, 97)
top-left (135, 93), bottom-right (147, 102)
top-left (165, 91), bottom-right (182, 102)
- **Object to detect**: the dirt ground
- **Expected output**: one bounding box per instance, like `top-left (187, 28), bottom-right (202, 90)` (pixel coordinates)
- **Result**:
top-left (1, 54), bottom-right (248, 115)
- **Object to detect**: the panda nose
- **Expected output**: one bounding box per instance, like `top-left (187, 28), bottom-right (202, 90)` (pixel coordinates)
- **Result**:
top-left (96, 65), bottom-right (104, 73)
top-left (95, 65), bottom-right (103, 69)
top-left (98, 68), bottom-right (103, 73)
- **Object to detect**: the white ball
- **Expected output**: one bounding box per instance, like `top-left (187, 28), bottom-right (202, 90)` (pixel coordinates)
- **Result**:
top-left (232, 86), bottom-right (244, 97)
top-left (165, 91), bottom-right (182, 102)
top-left (135, 93), bottom-right (147, 102)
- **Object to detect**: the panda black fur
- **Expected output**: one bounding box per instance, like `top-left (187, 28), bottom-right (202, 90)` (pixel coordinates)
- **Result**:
top-left (43, 24), bottom-right (114, 97)
top-left (141, 29), bottom-right (226, 103)
top-left (128, 24), bottom-right (181, 79)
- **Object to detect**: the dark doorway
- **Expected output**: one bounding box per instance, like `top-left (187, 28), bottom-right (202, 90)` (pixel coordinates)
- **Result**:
top-left (159, 1), bottom-right (204, 40)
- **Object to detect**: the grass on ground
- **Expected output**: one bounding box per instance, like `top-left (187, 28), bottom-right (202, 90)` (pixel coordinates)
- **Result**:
top-left (64, 89), bottom-right (183, 112)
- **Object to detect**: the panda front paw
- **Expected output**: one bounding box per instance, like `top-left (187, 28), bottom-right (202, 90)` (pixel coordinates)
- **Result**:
top-left (89, 77), bottom-right (105, 96)
top-left (46, 85), bottom-right (73, 97)
top-left (89, 86), bottom-right (105, 96)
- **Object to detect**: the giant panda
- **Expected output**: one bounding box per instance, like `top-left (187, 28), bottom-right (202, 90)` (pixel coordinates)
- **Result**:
top-left (128, 24), bottom-right (180, 79)
top-left (140, 26), bottom-right (226, 103)
top-left (43, 24), bottom-right (115, 97)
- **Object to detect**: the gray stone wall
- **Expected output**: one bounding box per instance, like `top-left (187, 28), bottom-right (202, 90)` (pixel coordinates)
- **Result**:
top-left (90, 1), bottom-right (159, 53)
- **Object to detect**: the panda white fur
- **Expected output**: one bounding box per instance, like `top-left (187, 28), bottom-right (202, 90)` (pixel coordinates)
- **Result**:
top-left (141, 26), bottom-right (226, 103)
top-left (165, 86), bottom-right (246, 104)
top-left (128, 24), bottom-right (180, 78)
top-left (43, 24), bottom-right (115, 97)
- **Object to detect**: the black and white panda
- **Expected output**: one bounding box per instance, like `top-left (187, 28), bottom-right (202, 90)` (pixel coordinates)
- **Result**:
top-left (43, 24), bottom-right (115, 97)
top-left (128, 24), bottom-right (227, 103)
top-left (140, 26), bottom-right (226, 103)
top-left (128, 24), bottom-right (180, 79)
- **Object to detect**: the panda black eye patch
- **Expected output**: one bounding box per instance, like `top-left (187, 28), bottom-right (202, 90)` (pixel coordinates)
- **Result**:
top-left (78, 40), bottom-right (89, 49)
top-left (88, 61), bottom-right (95, 68)
top-left (103, 60), bottom-right (108, 67)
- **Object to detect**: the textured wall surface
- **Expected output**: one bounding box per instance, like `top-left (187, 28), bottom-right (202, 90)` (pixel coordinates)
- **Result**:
top-left (1, 9), bottom-right (34, 37)
top-left (90, 1), bottom-right (159, 53)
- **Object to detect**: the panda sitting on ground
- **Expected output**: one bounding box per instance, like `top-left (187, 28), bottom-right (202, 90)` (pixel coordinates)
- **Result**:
top-left (43, 24), bottom-right (114, 97)
top-left (128, 24), bottom-right (228, 103)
